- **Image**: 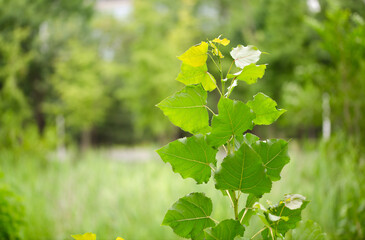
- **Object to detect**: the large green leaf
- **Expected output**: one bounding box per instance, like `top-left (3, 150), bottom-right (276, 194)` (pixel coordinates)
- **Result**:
top-left (156, 135), bottom-right (217, 184)
top-left (214, 142), bottom-right (272, 196)
top-left (227, 64), bottom-right (266, 85)
top-left (247, 93), bottom-right (286, 125)
top-left (176, 64), bottom-right (216, 91)
top-left (204, 219), bottom-right (244, 240)
top-left (162, 192), bottom-right (215, 239)
top-left (178, 42), bottom-right (208, 67)
top-left (207, 98), bottom-right (255, 147)
top-left (252, 139), bottom-right (290, 181)
top-left (156, 85), bottom-right (210, 134)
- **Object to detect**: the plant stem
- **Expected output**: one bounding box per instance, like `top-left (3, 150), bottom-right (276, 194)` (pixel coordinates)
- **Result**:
top-left (251, 227), bottom-right (267, 239)
top-left (226, 60), bottom-right (234, 77)
top-left (208, 53), bottom-right (221, 75)
top-left (218, 55), bottom-right (225, 96)
top-left (240, 208), bottom-right (248, 224)
top-left (207, 53), bottom-right (223, 96)
top-left (228, 190), bottom-right (239, 220)
top-left (205, 105), bottom-right (217, 115)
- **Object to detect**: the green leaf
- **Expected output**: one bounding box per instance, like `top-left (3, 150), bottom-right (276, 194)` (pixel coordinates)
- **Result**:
top-left (227, 63), bottom-right (266, 85)
top-left (230, 45), bottom-right (261, 69)
top-left (207, 98), bottom-right (255, 147)
top-left (252, 139), bottom-right (290, 181)
top-left (176, 64), bottom-right (216, 91)
top-left (243, 133), bottom-right (260, 146)
top-left (156, 135), bottom-right (218, 184)
top-left (156, 85), bottom-right (210, 134)
top-left (266, 197), bottom-right (309, 236)
top-left (204, 219), bottom-right (244, 240)
top-left (247, 93), bottom-right (286, 125)
top-left (238, 194), bottom-right (258, 226)
top-left (178, 42), bottom-right (208, 67)
top-left (162, 192), bottom-right (215, 239)
top-left (214, 142), bottom-right (272, 196)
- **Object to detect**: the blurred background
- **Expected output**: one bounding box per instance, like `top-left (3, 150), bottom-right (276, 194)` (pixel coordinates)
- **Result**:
top-left (0, 0), bottom-right (364, 239)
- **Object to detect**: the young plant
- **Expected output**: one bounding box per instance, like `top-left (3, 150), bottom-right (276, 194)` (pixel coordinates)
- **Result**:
top-left (156, 36), bottom-right (307, 240)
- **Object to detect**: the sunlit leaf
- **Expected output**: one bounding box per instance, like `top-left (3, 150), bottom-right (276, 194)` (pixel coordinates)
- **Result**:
top-left (227, 64), bottom-right (266, 85)
top-left (209, 42), bottom-right (224, 58)
top-left (71, 233), bottom-right (96, 240)
top-left (204, 219), bottom-right (244, 240)
top-left (156, 85), bottom-right (210, 134)
top-left (212, 37), bottom-right (230, 46)
top-left (207, 98), bottom-right (255, 147)
top-left (178, 42), bottom-right (208, 67)
top-left (162, 192), bottom-right (215, 239)
top-left (247, 93), bottom-right (286, 125)
top-left (252, 139), bottom-right (290, 181)
top-left (157, 135), bottom-right (218, 184)
top-left (230, 45), bottom-right (261, 69)
top-left (176, 64), bottom-right (216, 91)
top-left (214, 142), bottom-right (272, 196)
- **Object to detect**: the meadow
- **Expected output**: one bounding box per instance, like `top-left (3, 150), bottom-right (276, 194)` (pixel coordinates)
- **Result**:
top-left (2, 139), bottom-right (358, 240)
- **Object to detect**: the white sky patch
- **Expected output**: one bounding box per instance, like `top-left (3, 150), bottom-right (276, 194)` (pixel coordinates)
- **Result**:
top-left (307, 0), bottom-right (321, 13)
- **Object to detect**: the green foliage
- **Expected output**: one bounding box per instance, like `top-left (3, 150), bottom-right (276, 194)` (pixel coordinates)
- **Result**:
top-left (157, 135), bottom-right (218, 184)
top-left (204, 219), bottom-right (244, 240)
top-left (162, 192), bottom-right (215, 239)
top-left (157, 85), bottom-right (211, 134)
top-left (247, 93), bottom-right (286, 126)
top-left (207, 98), bottom-right (255, 147)
top-left (0, 172), bottom-right (25, 240)
top-left (157, 37), bottom-right (308, 239)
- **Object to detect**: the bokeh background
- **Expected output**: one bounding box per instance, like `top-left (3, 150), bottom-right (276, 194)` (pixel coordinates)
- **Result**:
top-left (0, 0), bottom-right (364, 239)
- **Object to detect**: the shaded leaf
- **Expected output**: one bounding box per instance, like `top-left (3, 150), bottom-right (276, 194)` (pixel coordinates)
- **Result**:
top-left (204, 219), bottom-right (244, 240)
top-left (162, 192), bottom-right (215, 239)
top-left (265, 199), bottom-right (309, 236)
top-left (252, 139), bottom-right (290, 181)
top-left (247, 93), bottom-right (286, 125)
top-left (207, 98), bottom-right (255, 147)
top-left (176, 64), bottom-right (216, 91)
top-left (230, 45), bottom-right (261, 69)
top-left (238, 194), bottom-right (259, 227)
top-left (214, 142), bottom-right (272, 196)
top-left (227, 64), bottom-right (266, 85)
top-left (157, 135), bottom-right (218, 184)
top-left (156, 85), bottom-right (210, 134)
top-left (178, 42), bottom-right (208, 67)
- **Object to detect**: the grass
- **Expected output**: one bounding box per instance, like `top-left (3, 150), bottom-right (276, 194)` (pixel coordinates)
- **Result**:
top-left (0, 139), bottom-right (363, 239)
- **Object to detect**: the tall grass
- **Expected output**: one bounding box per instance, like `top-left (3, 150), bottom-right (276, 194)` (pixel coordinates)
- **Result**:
top-left (0, 138), bottom-right (362, 239)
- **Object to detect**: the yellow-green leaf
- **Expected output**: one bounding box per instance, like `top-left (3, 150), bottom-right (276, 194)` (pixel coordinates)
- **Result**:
top-left (178, 42), bottom-right (208, 67)
top-left (71, 233), bottom-right (96, 240)
top-left (176, 64), bottom-right (216, 91)
top-left (212, 37), bottom-right (230, 46)
top-left (209, 42), bottom-right (224, 58)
